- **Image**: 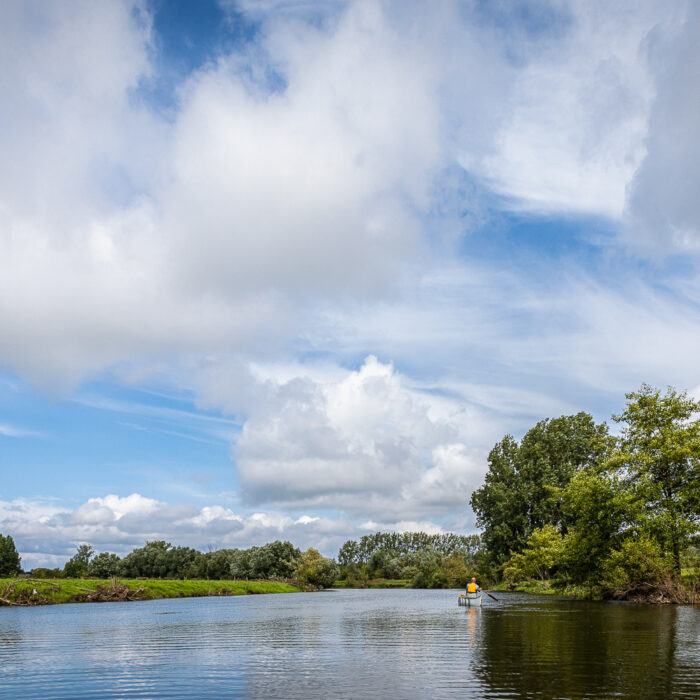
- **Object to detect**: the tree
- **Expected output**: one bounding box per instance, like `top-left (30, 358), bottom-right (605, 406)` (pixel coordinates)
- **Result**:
top-left (470, 413), bottom-right (608, 564)
top-left (118, 541), bottom-right (199, 579)
top-left (294, 548), bottom-right (339, 588)
top-left (502, 525), bottom-right (564, 584)
top-left (606, 385), bottom-right (700, 573)
top-left (0, 533), bottom-right (22, 577)
top-left (87, 552), bottom-right (122, 578)
top-left (558, 470), bottom-right (637, 585)
top-left (64, 544), bottom-right (95, 578)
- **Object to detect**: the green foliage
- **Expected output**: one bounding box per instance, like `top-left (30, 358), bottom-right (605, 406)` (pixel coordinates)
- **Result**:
top-left (557, 470), bottom-right (637, 584)
top-left (337, 531), bottom-right (482, 566)
top-left (502, 525), bottom-right (564, 583)
top-left (294, 548), bottom-right (339, 588)
top-left (64, 544), bottom-right (96, 578)
top-left (470, 413), bottom-right (608, 564)
top-left (30, 567), bottom-right (64, 579)
top-left (337, 532), bottom-right (493, 589)
top-left (478, 385), bottom-right (700, 601)
top-left (599, 536), bottom-right (672, 596)
top-left (227, 541), bottom-right (301, 580)
top-left (0, 533), bottom-right (22, 577)
top-left (63, 560), bottom-right (88, 578)
top-left (606, 384), bottom-right (700, 572)
top-left (87, 552), bottom-right (121, 578)
top-left (118, 541), bottom-right (200, 579)
top-left (443, 554), bottom-right (470, 588)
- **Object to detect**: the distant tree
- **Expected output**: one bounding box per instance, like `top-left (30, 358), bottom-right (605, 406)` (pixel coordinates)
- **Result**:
top-left (249, 541), bottom-right (301, 579)
top-left (30, 568), bottom-right (64, 579)
top-left (192, 549), bottom-right (237, 580)
top-left (87, 552), bottom-right (121, 578)
top-left (294, 548), bottom-right (339, 589)
top-left (64, 544), bottom-right (95, 578)
top-left (0, 533), bottom-right (22, 577)
top-left (119, 541), bottom-right (199, 579)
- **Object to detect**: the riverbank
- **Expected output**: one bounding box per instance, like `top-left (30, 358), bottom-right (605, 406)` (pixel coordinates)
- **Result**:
top-left (492, 576), bottom-right (699, 604)
top-left (0, 577), bottom-right (301, 606)
top-left (333, 578), bottom-right (411, 589)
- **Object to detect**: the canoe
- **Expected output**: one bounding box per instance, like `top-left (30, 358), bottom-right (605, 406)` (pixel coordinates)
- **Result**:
top-left (458, 592), bottom-right (482, 607)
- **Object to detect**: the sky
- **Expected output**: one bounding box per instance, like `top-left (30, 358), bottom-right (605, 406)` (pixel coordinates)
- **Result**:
top-left (1, 0), bottom-right (699, 569)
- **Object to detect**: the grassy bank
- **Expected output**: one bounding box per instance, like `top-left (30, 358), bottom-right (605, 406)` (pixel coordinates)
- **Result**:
top-left (0, 578), bottom-right (301, 606)
top-left (491, 580), bottom-right (560, 595)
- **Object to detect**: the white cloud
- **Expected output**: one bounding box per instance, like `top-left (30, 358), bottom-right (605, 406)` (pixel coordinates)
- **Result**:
top-left (625, 2), bottom-right (700, 253)
top-left (0, 424), bottom-right (42, 438)
top-left (476, 0), bottom-right (659, 217)
top-left (0, 0), bottom-right (693, 392)
top-left (0, 493), bottom-right (409, 569)
top-left (228, 356), bottom-right (487, 519)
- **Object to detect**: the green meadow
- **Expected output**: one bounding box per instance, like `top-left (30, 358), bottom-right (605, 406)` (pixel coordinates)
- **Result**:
top-left (0, 578), bottom-right (301, 606)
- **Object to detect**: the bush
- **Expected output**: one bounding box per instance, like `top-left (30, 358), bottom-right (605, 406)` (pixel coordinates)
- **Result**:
top-left (429, 570), bottom-right (447, 589)
top-left (64, 560), bottom-right (88, 578)
top-left (411, 571), bottom-right (428, 588)
top-left (88, 552), bottom-right (122, 578)
top-left (30, 568), bottom-right (64, 579)
top-left (294, 548), bottom-right (339, 589)
top-left (600, 536), bottom-right (672, 597)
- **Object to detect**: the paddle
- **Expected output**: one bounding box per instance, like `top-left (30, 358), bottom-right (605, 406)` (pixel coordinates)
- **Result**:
top-left (483, 591), bottom-right (499, 602)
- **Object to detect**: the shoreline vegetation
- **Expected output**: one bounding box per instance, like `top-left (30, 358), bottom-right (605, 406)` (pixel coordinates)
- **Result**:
top-left (466, 385), bottom-right (699, 605)
top-left (0, 577), bottom-right (301, 607)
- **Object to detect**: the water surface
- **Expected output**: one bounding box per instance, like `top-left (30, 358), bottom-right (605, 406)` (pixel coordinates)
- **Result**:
top-left (1, 589), bottom-right (698, 698)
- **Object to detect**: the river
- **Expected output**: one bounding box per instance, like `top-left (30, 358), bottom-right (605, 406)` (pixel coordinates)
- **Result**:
top-left (1, 589), bottom-right (698, 698)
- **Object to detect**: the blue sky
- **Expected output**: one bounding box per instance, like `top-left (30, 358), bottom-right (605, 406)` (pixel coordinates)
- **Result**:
top-left (1, 0), bottom-right (699, 568)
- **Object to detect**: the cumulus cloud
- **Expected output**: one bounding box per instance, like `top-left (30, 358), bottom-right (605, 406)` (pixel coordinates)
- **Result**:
top-left (224, 356), bottom-right (489, 519)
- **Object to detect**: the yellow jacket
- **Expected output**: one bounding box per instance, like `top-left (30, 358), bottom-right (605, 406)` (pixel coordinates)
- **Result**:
top-left (467, 582), bottom-right (478, 593)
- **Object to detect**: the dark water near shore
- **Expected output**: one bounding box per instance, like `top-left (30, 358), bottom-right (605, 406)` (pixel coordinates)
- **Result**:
top-left (0, 589), bottom-right (698, 698)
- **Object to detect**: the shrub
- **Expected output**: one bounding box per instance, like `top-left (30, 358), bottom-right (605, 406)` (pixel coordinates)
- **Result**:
top-left (294, 548), bottom-right (339, 589)
top-left (599, 536), bottom-right (672, 597)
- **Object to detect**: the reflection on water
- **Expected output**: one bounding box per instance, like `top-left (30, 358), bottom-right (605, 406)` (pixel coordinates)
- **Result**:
top-left (0, 589), bottom-right (698, 698)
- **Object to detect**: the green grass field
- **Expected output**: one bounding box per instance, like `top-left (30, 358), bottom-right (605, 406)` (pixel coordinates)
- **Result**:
top-left (0, 577), bottom-right (301, 606)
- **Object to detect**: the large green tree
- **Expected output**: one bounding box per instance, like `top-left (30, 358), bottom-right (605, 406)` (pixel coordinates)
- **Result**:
top-left (0, 533), bottom-right (22, 577)
top-left (605, 385), bottom-right (700, 573)
top-left (470, 413), bottom-right (608, 564)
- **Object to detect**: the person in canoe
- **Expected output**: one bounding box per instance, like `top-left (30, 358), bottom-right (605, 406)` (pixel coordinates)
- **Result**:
top-left (467, 577), bottom-right (481, 595)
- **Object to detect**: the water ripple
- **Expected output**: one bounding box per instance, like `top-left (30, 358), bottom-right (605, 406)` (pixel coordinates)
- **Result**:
top-left (0, 590), bottom-right (698, 698)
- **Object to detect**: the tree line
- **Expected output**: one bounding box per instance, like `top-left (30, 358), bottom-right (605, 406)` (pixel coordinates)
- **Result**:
top-left (336, 531), bottom-right (488, 588)
top-left (10, 540), bottom-right (338, 589)
top-left (470, 385), bottom-right (699, 601)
